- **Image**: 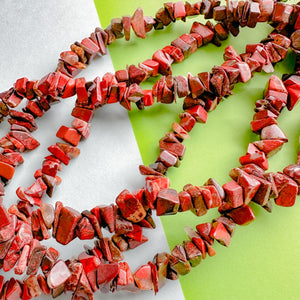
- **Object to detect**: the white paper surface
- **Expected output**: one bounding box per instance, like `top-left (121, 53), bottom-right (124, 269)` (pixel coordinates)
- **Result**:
top-left (0, 0), bottom-right (185, 299)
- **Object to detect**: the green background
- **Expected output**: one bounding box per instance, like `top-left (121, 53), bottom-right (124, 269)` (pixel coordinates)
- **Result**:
top-left (95, 1), bottom-right (300, 299)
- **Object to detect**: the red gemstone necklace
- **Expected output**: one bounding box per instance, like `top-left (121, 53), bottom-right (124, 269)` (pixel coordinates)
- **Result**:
top-left (0, 1), bottom-right (300, 299)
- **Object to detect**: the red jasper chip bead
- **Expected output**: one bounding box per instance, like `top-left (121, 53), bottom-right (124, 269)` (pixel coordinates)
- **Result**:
top-left (156, 188), bottom-right (180, 216)
top-left (272, 173), bottom-right (298, 207)
top-left (56, 126), bottom-right (81, 146)
top-left (134, 264), bottom-right (154, 290)
top-left (62, 78), bottom-right (76, 99)
top-left (157, 150), bottom-right (178, 168)
top-left (71, 107), bottom-right (94, 123)
top-left (196, 222), bottom-right (214, 245)
top-left (0, 202), bottom-right (11, 229)
top-left (48, 145), bottom-right (71, 166)
top-left (55, 206), bottom-right (82, 245)
top-left (178, 191), bottom-right (193, 211)
top-left (131, 7), bottom-right (146, 39)
top-left (210, 222), bottom-right (231, 247)
top-left (116, 189), bottom-right (146, 223)
top-left (185, 104), bottom-right (207, 123)
top-left (72, 118), bottom-right (91, 139)
top-left (223, 180), bottom-right (244, 208)
top-left (76, 217), bottom-right (95, 240)
top-left (0, 161), bottom-right (15, 180)
top-left (47, 260), bottom-right (71, 289)
top-left (227, 205), bottom-right (256, 225)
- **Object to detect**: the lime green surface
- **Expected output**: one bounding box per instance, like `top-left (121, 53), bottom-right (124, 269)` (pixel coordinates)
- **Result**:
top-left (95, 1), bottom-right (300, 299)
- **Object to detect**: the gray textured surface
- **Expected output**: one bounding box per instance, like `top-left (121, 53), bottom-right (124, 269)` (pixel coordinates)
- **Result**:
top-left (0, 1), bottom-right (184, 299)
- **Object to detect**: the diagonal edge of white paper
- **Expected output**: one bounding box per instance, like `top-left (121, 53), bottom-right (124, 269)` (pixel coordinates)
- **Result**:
top-left (0, 0), bottom-right (185, 299)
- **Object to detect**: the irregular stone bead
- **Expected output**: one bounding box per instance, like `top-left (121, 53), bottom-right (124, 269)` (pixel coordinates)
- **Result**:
top-left (174, 1), bottom-right (186, 19)
top-left (283, 164), bottom-right (300, 185)
top-left (51, 282), bottom-right (65, 298)
top-left (98, 238), bottom-right (113, 262)
top-left (190, 22), bottom-right (214, 44)
top-left (157, 150), bottom-right (178, 168)
top-left (134, 264), bottom-right (154, 290)
top-left (152, 50), bottom-right (173, 75)
top-left (14, 222), bottom-right (33, 251)
top-left (213, 216), bottom-right (236, 236)
top-left (47, 260), bottom-right (71, 289)
top-left (56, 142), bottom-right (80, 159)
top-left (169, 253), bottom-right (191, 275)
top-left (56, 207), bottom-right (82, 245)
top-left (37, 209), bottom-right (50, 240)
top-left (153, 252), bottom-right (169, 289)
top-left (112, 234), bottom-right (128, 252)
top-left (0, 215), bottom-right (16, 244)
top-left (56, 126), bottom-right (81, 146)
top-left (128, 235), bottom-right (148, 249)
top-left (179, 112), bottom-right (196, 132)
top-left (65, 260), bottom-right (83, 292)
top-left (227, 205), bottom-right (256, 225)
top-left (171, 37), bottom-right (192, 58)
top-left (75, 78), bottom-right (89, 106)
top-left (261, 124), bottom-right (288, 142)
top-left (48, 145), bottom-right (70, 165)
top-left (253, 139), bottom-right (284, 157)
top-left (41, 251), bottom-right (56, 275)
top-left (3, 246), bottom-right (20, 272)
top-left (39, 202), bottom-right (54, 229)
top-left (147, 261), bottom-right (159, 294)
top-left (223, 180), bottom-right (244, 208)
top-left (75, 217), bottom-right (95, 240)
top-left (117, 261), bottom-right (136, 292)
top-left (52, 201), bottom-right (63, 238)
top-left (41, 160), bottom-right (59, 178)
top-left (80, 211), bottom-right (102, 240)
top-left (185, 185), bottom-right (207, 216)
top-left (99, 204), bottom-right (115, 233)
top-left (6, 278), bottom-right (22, 300)
top-left (24, 178), bottom-right (47, 199)
top-left (142, 59), bottom-right (159, 77)
top-left (183, 240), bottom-right (202, 267)
top-left (72, 270), bottom-right (93, 300)
top-left (116, 189), bottom-right (146, 223)
top-left (272, 172), bottom-right (298, 207)
top-left (156, 188), bottom-right (180, 216)
top-left (26, 245), bottom-right (47, 275)
top-left (0, 161), bottom-right (15, 180)
top-left (125, 224), bottom-right (142, 242)
top-left (159, 139), bottom-right (186, 159)
top-left (72, 107), bottom-right (93, 123)
top-left (0, 202), bottom-right (11, 229)
top-left (204, 240), bottom-right (216, 257)
top-left (237, 171), bottom-right (261, 204)
top-left (196, 222), bottom-right (214, 245)
top-left (24, 275), bottom-right (42, 298)
top-left (131, 7), bottom-right (146, 39)
top-left (37, 274), bottom-right (50, 295)
top-left (6, 134), bottom-right (25, 152)
top-left (97, 262), bottom-right (119, 287)
top-left (138, 165), bottom-right (162, 176)
top-left (210, 222), bottom-right (231, 247)
top-left (14, 204), bottom-right (29, 221)
top-left (71, 118), bottom-right (91, 139)
top-left (185, 104), bottom-right (207, 123)
top-left (178, 190), bottom-right (193, 211)
top-left (0, 150), bottom-right (23, 167)
top-left (14, 244), bottom-right (30, 275)
top-left (162, 46), bottom-right (184, 63)
top-left (239, 148), bottom-right (268, 170)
